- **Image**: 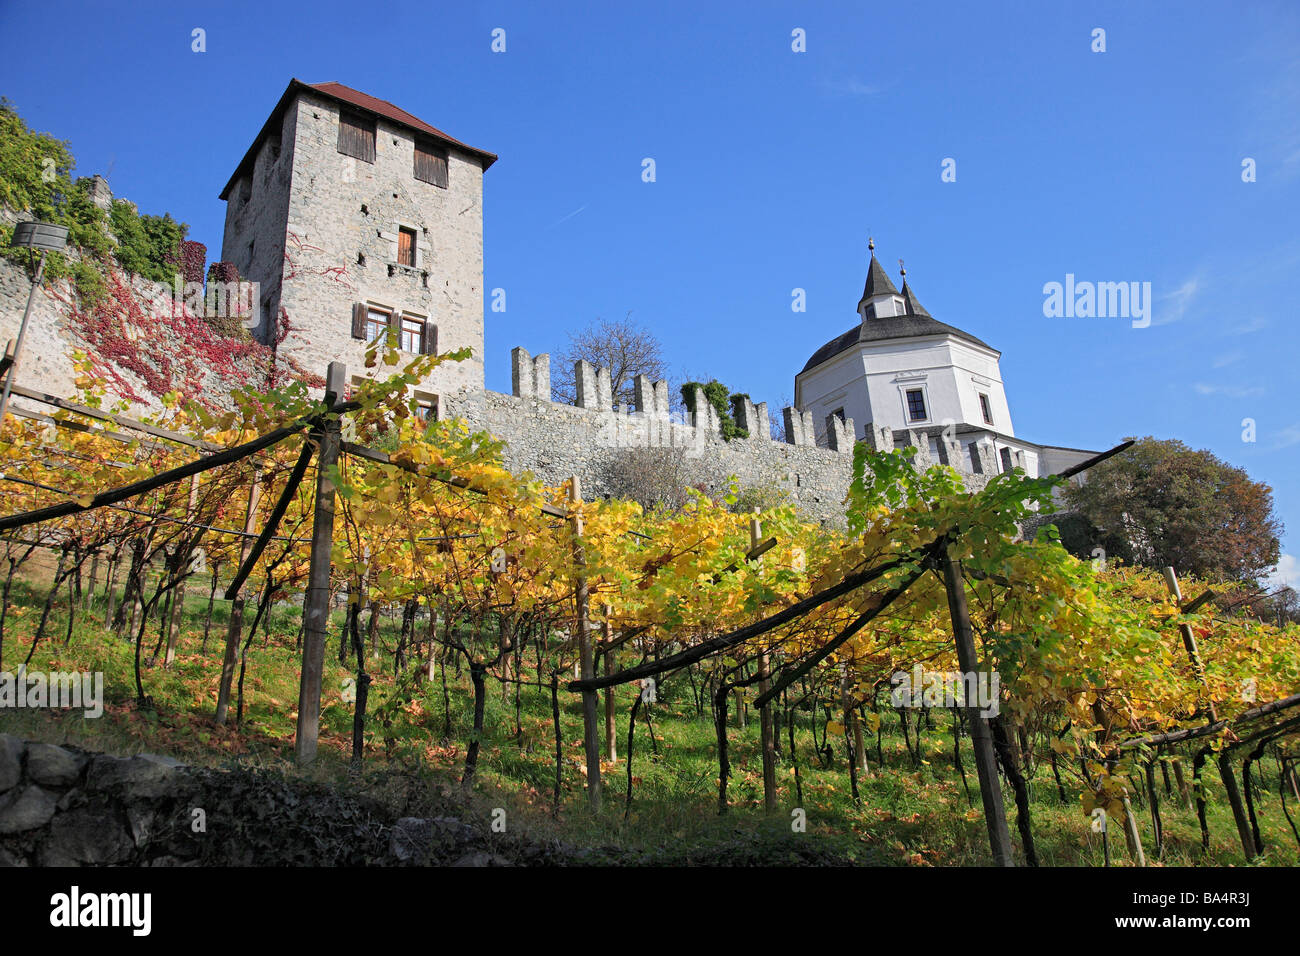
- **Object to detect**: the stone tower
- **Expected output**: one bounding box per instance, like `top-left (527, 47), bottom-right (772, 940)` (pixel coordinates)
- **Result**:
top-left (217, 79), bottom-right (497, 416)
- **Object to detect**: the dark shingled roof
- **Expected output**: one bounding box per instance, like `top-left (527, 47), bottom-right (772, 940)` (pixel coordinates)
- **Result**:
top-left (899, 279), bottom-right (930, 317)
top-left (799, 312), bottom-right (998, 374)
top-left (858, 255), bottom-right (899, 304)
top-left (220, 79), bottom-right (498, 199)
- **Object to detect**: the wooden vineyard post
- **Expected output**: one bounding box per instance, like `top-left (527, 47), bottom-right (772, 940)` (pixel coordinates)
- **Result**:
top-left (753, 511), bottom-right (778, 814)
top-left (214, 473), bottom-right (263, 725)
top-left (164, 472), bottom-right (201, 667)
top-left (83, 552), bottom-right (98, 611)
top-left (295, 362), bottom-right (346, 766)
top-left (571, 476), bottom-right (602, 810)
top-left (1162, 566), bottom-right (1247, 850)
top-left (1161, 567), bottom-right (1217, 721)
top-left (941, 543), bottom-right (1015, 866)
top-left (603, 606), bottom-right (617, 762)
top-left (1120, 794), bottom-right (1147, 867)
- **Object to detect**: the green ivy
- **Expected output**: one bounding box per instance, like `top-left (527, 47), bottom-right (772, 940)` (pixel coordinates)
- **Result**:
top-left (0, 99), bottom-right (188, 303)
top-left (680, 379), bottom-right (749, 441)
top-left (108, 201), bottom-right (186, 284)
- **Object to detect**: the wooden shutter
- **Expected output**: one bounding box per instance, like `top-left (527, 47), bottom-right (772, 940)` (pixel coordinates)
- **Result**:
top-left (398, 228), bottom-right (415, 267)
top-left (338, 112), bottom-right (376, 163)
top-left (350, 302), bottom-right (366, 339)
top-left (421, 324), bottom-right (437, 355)
top-left (414, 140), bottom-right (449, 187)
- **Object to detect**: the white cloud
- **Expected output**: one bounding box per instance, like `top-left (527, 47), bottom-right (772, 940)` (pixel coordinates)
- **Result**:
top-left (1265, 553), bottom-right (1299, 592)
top-left (1274, 423), bottom-right (1300, 449)
top-left (1193, 382), bottom-right (1265, 398)
top-left (819, 76), bottom-right (884, 97)
top-left (1153, 276), bottom-right (1201, 325)
top-left (549, 204), bottom-right (588, 228)
top-left (1225, 316), bottom-right (1268, 336)
top-left (1211, 349), bottom-right (1244, 368)
top-left (1284, 146), bottom-right (1300, 174)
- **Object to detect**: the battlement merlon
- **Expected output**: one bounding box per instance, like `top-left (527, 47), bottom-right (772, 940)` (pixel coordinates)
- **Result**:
top-left (511, 347), bottom-right (551, 400)
top-left (782, 407), bottom-right (817, 448)
top-left (573, 360), bottom-right (599, 409)
top-left (734, 396), bottom-right (771, 443)
top-left (691, 385), bottom-right (721, 439)
top-left (633, 374), bottom-right (671, 418)
top-left (826, 414), bottom-right (857, 452)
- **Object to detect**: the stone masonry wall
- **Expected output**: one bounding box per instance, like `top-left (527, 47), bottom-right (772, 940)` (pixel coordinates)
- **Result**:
top-left (0, 253), bottom-right (80, 404)
top-left (219, 99), bottom-right (295, 339)
top-left (0, 734), bottom-right (564, 866)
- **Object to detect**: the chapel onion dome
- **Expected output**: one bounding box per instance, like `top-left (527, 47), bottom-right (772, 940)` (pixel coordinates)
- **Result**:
top-left (800, 244), bottom-right (996, 375)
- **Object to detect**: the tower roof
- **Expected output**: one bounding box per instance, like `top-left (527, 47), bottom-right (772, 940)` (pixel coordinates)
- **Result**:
top-left (899, 279), bottom-right (930, 316)
top-left (799, 315), bottom-right (996, 374)
top-left (858, 254), bottom-right (900, 306)
top-left (220, 79), bottom-right (498, 199)
top-left (800, 250), bottom-right (997, 375)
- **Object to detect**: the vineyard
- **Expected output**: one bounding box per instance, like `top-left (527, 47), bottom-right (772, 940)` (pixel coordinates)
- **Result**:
top-left (2, 342), bottom-right (1298, 867)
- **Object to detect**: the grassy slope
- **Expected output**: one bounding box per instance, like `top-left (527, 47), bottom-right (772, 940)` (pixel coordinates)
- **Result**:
top-left (2, 576), bottom-right (1297, 867)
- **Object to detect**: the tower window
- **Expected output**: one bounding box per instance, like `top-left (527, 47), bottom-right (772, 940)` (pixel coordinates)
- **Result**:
top-left (365, 306), bottom-right (390, 341)
top-left (894, 297), bottom-right (906, 315)
top-left (968, 442), bottom-right (984, 474)
top-left (399, 315), bottom-right (426, 353)
top-left (398, 227), bottom-right (417, 267)
top-left (337, 111), bottom-right (376, 163)
top-left (414, 139), bottom-right (449, 188)
top-left (414, 394), bottom-right (438, 423)
top-left (905, 389), bottom-right (927, 422)
top-left (979, 393), bottom-right (994, 425)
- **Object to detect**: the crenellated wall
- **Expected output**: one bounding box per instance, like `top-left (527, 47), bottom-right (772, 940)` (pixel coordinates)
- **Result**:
top-left (442, 347), bottom-right (1003, 526)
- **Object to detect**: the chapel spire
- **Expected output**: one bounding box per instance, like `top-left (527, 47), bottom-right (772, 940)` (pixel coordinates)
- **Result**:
top-left (898, 260), bottom-right (930, 317)
top-left (857, 238), bottom-right (902, 320)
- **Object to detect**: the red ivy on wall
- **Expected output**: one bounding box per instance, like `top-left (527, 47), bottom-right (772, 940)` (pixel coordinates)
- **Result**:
top-left (53, 267), bottom-right (322, 411)
top-left (206, 261), bottom-right (239, 285)
top-left (180, 240), bottom-right (206, 285)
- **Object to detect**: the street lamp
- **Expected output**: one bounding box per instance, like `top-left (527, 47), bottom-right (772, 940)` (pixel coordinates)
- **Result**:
top-left (0, 221), bottom-right (69, 428)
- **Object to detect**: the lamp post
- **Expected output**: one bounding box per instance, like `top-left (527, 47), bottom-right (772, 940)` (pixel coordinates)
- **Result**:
top-left (0, 221), bottom-right (69, 427)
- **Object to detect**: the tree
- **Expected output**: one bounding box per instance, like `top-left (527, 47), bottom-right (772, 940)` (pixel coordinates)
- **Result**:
top-left (600, 445), bottom-right (701, 513)
top-left (552, 314), bottom-right (668, 407)
top-left (1062, 436), bottom-right (1282, 583)
top-left (1265, 586), bottom-right (1298, 626)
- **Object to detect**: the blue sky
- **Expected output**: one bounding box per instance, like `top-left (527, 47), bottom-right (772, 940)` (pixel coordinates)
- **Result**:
top-left (1, 1), bottom-right (1297, 580)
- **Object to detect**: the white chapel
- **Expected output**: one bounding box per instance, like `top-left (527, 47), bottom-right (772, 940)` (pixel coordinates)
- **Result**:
top-left (794, 241), bottom-right (1096, 480)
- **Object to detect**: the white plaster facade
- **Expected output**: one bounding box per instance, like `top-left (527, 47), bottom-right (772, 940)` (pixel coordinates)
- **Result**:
top-left (794, 251), bottom-right (1097, 482)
